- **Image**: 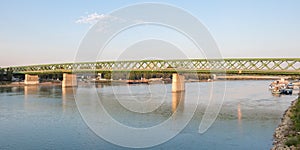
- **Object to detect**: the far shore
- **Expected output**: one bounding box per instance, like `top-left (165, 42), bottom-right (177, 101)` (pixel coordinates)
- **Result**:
top-left (0, 75), bottom-right (297, 88)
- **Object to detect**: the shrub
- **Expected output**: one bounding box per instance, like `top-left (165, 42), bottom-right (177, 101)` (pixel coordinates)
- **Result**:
top-left (285, 136), bottom-right (298, 147)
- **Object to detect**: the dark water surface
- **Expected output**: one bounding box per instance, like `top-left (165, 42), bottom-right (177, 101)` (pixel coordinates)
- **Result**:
top-left (0, 80), bottom-right (297, 149)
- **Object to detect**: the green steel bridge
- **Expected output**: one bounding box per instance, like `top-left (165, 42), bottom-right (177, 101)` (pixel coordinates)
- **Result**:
top-left (2, 58), bottom-right (300, 75)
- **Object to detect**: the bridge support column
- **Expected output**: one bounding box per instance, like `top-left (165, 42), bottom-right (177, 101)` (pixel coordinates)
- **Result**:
top-left (172, 73), bottom-right (185, 92)
top-left (62, 73), bottom-right (77, 87)
top-left (24, 74), bottom-right (39, 85)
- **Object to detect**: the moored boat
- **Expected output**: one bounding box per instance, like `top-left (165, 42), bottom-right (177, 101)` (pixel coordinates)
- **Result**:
top-left (271, 89), bottom-right (281, 94)
top-left (280, 88), bottom-right (293, 95)
top-left (269, 79), bottom-right (294, 95)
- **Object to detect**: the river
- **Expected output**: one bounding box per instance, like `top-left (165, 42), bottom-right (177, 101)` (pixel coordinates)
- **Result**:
top-left (0, 80), bottom-right (297, 149)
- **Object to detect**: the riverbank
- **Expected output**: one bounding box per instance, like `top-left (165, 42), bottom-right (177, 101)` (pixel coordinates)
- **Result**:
top-left (0, 75), bottom-right (294, 88)
top-left (217, 75), bottom-right (290, 80)
top-left (272, 94), bottom-right (300, 150)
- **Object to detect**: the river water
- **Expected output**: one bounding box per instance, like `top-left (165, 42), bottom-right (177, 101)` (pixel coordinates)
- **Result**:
top-left (0, 80), bottom-right (298, 149)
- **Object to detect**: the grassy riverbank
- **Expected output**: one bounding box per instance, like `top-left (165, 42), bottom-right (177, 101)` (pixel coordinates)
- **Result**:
top-left (285, 95), bottom-right (300, 147)
top-left (272, 92), bottom-right (300, 149)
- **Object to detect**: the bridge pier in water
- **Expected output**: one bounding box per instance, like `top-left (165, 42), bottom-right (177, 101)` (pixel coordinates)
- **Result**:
top-left (24, 74), bottom-right (39, 85)
top-left (62, 73), bottom-right (77, 87)
top-left (172, 73), bottom-right (185, 92)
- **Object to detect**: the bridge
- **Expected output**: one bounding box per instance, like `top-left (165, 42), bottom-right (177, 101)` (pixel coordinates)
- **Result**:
top-left (1, 58), bottom-right (300, 90)
top-left (3, 58), bottom-right (300, 74)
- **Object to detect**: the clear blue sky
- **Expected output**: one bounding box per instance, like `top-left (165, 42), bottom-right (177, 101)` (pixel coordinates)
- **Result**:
top-left (1, 0), bottom-right (300, 67)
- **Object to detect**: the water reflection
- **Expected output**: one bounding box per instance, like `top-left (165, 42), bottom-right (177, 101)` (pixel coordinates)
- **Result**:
top-left (11, 87), bottom-right (22, 93)
top-left (0, 87), bottom-right (12, 93)
top-left (95, 83), bottom-right (104, 88)
top-left (23, 86), bottom-right (76, 112)
top-left (237, 103), bottom-right (242, 124)
top-left (272, 93), bottom-right (282, 97)
top-left (23, 86), bottom-right (40, 111)
top-left (62, 87), bottom-right (74, 112)
top-left (172, 92), bottom-right (185, 113)
top-left (24, 86), bottom-right (38, 100)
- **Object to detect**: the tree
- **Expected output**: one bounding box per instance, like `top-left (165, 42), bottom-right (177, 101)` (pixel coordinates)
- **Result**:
top-left (6, 68), bottom-right (12, 81)
top-left (163, 73), bottom-right (171, 79)
top-left (143, 73), bottom-right (151, 79)
top-left (104, 73), bottom-right (111, 79)
top-left (0, 68), bottom-right (3, 81)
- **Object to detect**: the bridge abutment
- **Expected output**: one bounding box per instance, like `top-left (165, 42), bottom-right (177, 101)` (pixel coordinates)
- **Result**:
top-left (172, 73), bottom-right (185, 92)
top-left (62, 73), bottom-right (77, 87)
top-left (24, 74), bottom-right (39, 85)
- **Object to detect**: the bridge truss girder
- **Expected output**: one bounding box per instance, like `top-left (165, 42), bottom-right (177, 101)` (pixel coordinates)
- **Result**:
top-left (3, 58), bottom-right (300, 75)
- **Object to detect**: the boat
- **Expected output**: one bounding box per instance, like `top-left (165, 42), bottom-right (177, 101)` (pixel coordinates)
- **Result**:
top-left (269, 84), bottom-right (275, 90)
top-left (269, 79), bottom-right (294, 95)
top-left (127, 80), bottom-right (149, 84)
top-left (269, 80), bottom-right (288, 90)
top-left (271, 89), bottom-right (281, 94)
top-left (280, 88), bottom-right (293, 95)
top-left (271, 88), bottom-right (293, 95)
top-left (287, 83), bottom-right (294, 88)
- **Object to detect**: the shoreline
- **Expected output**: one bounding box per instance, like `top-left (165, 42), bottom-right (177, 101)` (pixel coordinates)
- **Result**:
top-left (272, 93), bottom-right (300, 150)
top-left (0, 76), bottom-right (289, 88)
top-left (217, 75), bottom-right (290, 80)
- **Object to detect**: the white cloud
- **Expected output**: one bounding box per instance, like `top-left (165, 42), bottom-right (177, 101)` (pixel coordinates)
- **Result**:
top-left (75, 12), bottom-right (146, 33)
top-left (75, 13), bottom-right (114, 24)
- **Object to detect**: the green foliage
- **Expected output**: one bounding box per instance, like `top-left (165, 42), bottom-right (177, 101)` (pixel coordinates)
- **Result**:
top-left (38, 73), bottom-right (63, 81)
top-left (291, 99), bottom-right (300, 130)
top-left (6, 68), bottom-right (13, 81)
top-left (103, 73), bottom-right (111, 79)
top-left (285, 136), bottom-right (299, 147)
top-left (143, 73), bottom-right (152, 79)
top-left (0, 68), bottom-right (3, 81)
top-left (163, 73), bottom-right (171, 79)
top-left (112, 72), bottom-right (127, 80)
top-left (128, 72), bottom-right (137, 80)
top-left (286, 96), bottom-right (300, 147)
top-left (108, 72), bottom-right (175, 80)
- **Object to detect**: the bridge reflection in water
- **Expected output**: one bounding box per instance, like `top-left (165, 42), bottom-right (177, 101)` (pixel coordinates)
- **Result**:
top-left (21, 84), bottom-right (231, 124)
top-left (21, 83), bottom-right (244, 135)
top-left (24, 86), bottom-right (38, 99)
top-left (21, 85), bottom-right (247, 128)
top-left (237, 102), bottom-right (243, 135)
top-left (62, 87), bottom-right (74, 112)
top-left (172, 92), bottom-right (185, 113)
top-left (23, 86), bottom-right (75, 112)
top-left (237, 103), bottom-right (242, 124)
top-left (23, 86), bottom-right (39, 111)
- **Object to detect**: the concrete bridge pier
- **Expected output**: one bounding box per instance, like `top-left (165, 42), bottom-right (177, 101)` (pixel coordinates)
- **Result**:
top-left (24, 74), bottom-right (39, 85)
top-left (172, 73), bottom-right (185, 92)
top-left (62, 73), bottom-right (77, 87)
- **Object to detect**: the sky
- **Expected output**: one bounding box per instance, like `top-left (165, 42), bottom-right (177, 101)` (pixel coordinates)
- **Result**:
top-left (1, 0), bottom-right (300, 67)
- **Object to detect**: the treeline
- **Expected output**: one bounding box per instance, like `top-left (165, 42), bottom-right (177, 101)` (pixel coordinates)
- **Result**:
top-left (39, 74), bottom-right (63, 81)
top-left (103, 72), bottom-right (213, 80)
top-left (0, 69), bottom-right (215, 82)
top-left (0, 68), bottom-right (12, 82)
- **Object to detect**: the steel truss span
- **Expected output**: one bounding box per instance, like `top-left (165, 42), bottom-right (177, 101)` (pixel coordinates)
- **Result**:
top-left (3, 58), bottom-right (300, 75)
